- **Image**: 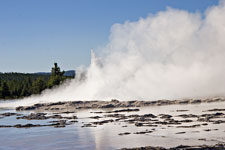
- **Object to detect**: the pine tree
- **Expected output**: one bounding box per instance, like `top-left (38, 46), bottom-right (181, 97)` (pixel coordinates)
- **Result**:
top-left (32, 78), bottom-right (46, 94)
top-left (48, 63), bottom-right (65, 88)
top-left (21, 83), bottom-right (29, 96)
top-left (1, 82), bottom-right (10, 99)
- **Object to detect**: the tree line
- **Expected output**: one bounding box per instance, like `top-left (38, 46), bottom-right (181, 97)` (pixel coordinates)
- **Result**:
top-left (0, 63), bottom-right (74, 100)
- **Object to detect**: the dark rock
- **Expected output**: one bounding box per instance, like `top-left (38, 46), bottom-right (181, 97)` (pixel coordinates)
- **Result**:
top-left (0, 112), bottom-right (17, 117)
top-left (16, 106), bottom-right (36, 111)
top-left (205, 108), bottom-right (225, 112)
top-left (135, 122), bottom-right (143, 127)
top-left (177, 124), bottom-right (201, 128)
top-left (101, 104), bottom-right (115, 108)
top-left (159, 114), bottom-right (172, 119)
top-left (213, 120), bottom-right (225, 124)
top-left (92, 119), bottom-right (113, 125)
top-left (177, 114), bottom-right (198, 118)
top-left (0, 125), bottom-right (12, 128)
top-left (17, 113), bottom-right (47, 120)
top-left (191, 99), bottom-right (201, 103)
top-left (46, 101), bottom-right (65, 106)
top-left (113, 108), bottom-right (140, 113)
top-left (118, 132), bottom-right (131, 136)
top-left (90, 116), bottom-right (102, 119)
top-left (143, 114), bottom-right (157, 118)
top-left (111, 99), bottom-right (120, 103)
top-left (178, 100), bottom-right (189, 104)
top-left (176, 110), bottom-right (189, 112)
top-left (81, 123), bottom-right (97, 128)
top-left (14, 124), bottom-right (41, 128)
top-left (134, 130), bottom-right (152, 134)
top-left (179, 119), bottom-right (193, 123)
top-left (60, 111), bottom-right (76, 114)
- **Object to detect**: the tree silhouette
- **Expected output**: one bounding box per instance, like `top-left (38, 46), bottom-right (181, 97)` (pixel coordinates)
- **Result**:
top-left (0, 82), bottom-right (10, 99)
top-left (48, 63), bottom-right (65, 88)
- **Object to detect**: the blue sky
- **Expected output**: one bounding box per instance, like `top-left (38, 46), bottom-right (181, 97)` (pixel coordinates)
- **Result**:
top-left (0, 0), bottom-right (219, 73)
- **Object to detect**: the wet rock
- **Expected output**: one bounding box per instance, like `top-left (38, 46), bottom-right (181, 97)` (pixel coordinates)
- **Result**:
top-left (118, 132), bottom-right (131, 136)
top-left (197, 112), bottom-right (225, 122)
top-left (177, 124), bottom-right (201, 128)
top-left (176, 132), bottom-right (186, 134)
top-left (46, 101), bottom-right (65, 106)
top-left (177, 114), bottom-right (198, 118)
top-left (91, 111), bottom-right (103, 114)
top-left (62, 116), bottom-right (78, 120)
top-left (60, 111), bottom-right (76, 114)
top-left (202, 123), bottom-right (208, 126)
top-left (33, 103), bottom-right (45, 108)
top-left (0, 112), bottom-right (18, 117)
top-left (176, 110), bottom-right (189, 112)
top-left (0, 125), bottom-right (12, 128)
top-left (81, 123), bottom-right (96, 128)
top-left (159, 114), bottom-right (172, 119)
top-left (213, 120), bottom-right (225, 124)
top-left (178, 100), bottom-right (189, 104)
top-left (17, 113), bottom-right (47, 120)
top-left (100, 104), bottom-right (115, 108)
top-left (191, 99), bottom-right (201, 104)
top-left (198, 138), bottom-right (207, 141)
top-left (205, 108), bottom-right (225, 112)
top-left (135, 122), bottom-right (143, 127)
top-left (71, 101), bottom-right (83, 105)
top-left (197, 117), bottom-right (210, 122)
top-left (134, 130), bottom-right (152, 134)
top-left (14, 123), bottom-right (42, 128)
top-left (111, 99), bottom-right (120, 103)
top-left (49, 108), bottom-right (60, 110)
top-left (113, 108), bottom-right (140, 113)
top-left (142, 114), bottom-right (157, 118)
top-left (179, 119), bottom-right (193, 123)
top-left (92, 119), bottom-right (113, 125)
top-left (121, 146), bottom-right (166, 150)
top-left (16, 106), bottom-right (36, 111)
top-left (53, 120), bottom-right (67, 128)
top-left (90, 116), bottom-right (102, 119)
top-left (121, 144), bottom-right (225, 150)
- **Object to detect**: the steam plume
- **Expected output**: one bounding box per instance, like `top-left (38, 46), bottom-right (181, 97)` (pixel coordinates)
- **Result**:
top-left (1, 1), bottom-right (225, 108)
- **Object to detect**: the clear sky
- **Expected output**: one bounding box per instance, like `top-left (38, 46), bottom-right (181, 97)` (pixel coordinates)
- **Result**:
top-left (0, 0), bottom-right (219, 73)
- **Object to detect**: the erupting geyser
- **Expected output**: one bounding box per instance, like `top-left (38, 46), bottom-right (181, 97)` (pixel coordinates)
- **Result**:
top-left (1, 1), bottom-right (225, 108)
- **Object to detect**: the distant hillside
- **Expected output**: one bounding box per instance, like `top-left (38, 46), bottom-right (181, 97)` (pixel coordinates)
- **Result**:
top-left (63, 70), bottom-right (76, 77)
top-left (34, 70), bottom-right (76, 77)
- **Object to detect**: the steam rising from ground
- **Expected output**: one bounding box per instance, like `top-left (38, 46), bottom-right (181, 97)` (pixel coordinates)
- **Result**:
top-left (2, 1), bottom-right (225, 107)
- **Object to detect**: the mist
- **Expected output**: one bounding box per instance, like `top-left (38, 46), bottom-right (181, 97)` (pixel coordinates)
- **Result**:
top-left (2, 1), bottom-right (225, 108)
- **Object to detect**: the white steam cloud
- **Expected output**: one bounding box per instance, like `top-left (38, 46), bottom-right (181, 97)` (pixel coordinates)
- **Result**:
top-left (1, 1), bottom-right (225, 107)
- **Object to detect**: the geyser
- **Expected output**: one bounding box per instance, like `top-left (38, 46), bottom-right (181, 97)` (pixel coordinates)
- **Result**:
top-left (1, 1), bottom-right (225, 108)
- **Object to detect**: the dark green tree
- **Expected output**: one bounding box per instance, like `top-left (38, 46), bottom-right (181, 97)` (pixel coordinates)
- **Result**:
top-left (32, 78), bottom-right (46, 94)
top-left (0, 82), bottom-right (10, 99)
top-left (48, 63), bottom-right (65, 88)
top-left (21, 83), bottom-right (30, 96)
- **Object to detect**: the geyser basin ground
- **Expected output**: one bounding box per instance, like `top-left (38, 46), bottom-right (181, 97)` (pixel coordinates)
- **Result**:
top-left (0, 98), bottom-right (225, 150)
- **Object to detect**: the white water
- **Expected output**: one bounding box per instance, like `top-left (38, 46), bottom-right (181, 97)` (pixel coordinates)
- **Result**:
top-left (1, 1), bottom-right (225, 108)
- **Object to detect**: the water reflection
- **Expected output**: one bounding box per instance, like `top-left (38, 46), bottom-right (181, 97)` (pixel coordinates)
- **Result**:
top-left (0, 102), bottom-right (225, 150)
